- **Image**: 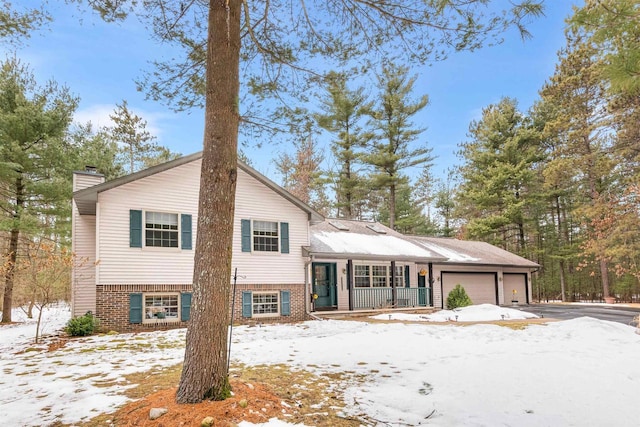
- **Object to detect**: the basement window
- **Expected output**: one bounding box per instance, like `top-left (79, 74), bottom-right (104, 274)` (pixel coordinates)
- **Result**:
top-left (144, 293), bottom-right (179, 323)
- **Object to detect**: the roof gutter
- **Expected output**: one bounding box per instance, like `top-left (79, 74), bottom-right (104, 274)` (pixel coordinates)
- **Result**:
top-left (306, 251), bottom-right (448, 263)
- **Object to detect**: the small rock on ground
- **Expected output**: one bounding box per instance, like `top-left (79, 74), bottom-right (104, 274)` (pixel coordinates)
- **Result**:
top-left (149, 407), bottom-right (168, 420)
top-left (201, 416), bottom-right (215, 427)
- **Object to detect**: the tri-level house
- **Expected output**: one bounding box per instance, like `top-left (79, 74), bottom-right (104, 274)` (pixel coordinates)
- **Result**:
top-left (71, 153), bottom-right (538, 331)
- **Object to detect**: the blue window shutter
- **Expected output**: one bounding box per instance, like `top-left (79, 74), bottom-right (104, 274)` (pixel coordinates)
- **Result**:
top-left (181, 214), bottom-right (192, 250)
top-left (181, 292), bottom-right (192, 321)
top-left (241, 219), bottom-right (251, 252)
top-left (280, 290), bottom-right (291, 316)
top-left (129, 293), bottom-right (143, 323)
top-left (404, 265), bottom-right (410, 287)
top-left (280, 222), bottom-right (289, 254)
top-left (242, 291), bottom-right (252, 317)
top-left (130, 210), bottom-right (142, 248)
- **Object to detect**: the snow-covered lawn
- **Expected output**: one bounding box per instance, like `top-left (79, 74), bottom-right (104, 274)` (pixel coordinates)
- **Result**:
top-left (1, 304), bottom-right (639, 426)
top-left (371, 303), bottom-right (540, 322)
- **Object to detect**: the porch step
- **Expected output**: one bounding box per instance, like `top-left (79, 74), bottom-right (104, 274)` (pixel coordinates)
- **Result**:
top-left (312, 306), bottom-right (438, 320)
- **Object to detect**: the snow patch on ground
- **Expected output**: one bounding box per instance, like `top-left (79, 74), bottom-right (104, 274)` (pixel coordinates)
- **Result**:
top-left (370, 304), bottom-right (540, 322)
top-left (0, 303), bottom-right (70, 353)
top-left (239, 420), bottom-right (308, 427)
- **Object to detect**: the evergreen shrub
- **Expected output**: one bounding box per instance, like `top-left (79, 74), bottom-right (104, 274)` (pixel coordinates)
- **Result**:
top-left (66, 311), bottom-right (99, 336)
top-left (446, 284), bottom-right (473, 309)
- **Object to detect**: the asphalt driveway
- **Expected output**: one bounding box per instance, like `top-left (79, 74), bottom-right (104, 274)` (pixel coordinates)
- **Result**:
top-left (516, 303), bottom-right (640, 326)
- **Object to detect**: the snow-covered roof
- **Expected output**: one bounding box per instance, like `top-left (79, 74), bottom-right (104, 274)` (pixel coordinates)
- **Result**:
top-left (309, 219), bottom-right (539, 268)
top-left (309, 220), bottom-right (446, 262)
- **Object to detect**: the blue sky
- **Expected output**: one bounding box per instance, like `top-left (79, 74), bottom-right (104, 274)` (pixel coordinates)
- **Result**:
top-left (6, 1), bottom-right (578, 183)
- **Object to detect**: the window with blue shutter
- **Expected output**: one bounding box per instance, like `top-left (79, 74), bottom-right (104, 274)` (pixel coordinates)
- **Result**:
top-left (280, 222), bottom-right (289, 254)
top-left (129, 293), bottom-right (143, 323)
top-left (181, 214), bottom-right (192, 250)
top-left (241, 219), bottom-right (251, 252)
top-left (280, 290), bottom-right (291, 316)
top-left (129, 210), bottom-right (142, 248)
top-left (180, 292), bottom-right (192, 321)
top-left (404, 265), bottom-right (410, 287)
top-left (242, 291), bottom-right (252, 317)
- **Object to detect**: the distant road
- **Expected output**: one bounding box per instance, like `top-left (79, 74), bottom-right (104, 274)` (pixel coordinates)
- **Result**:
top-left (516, 303), bottom-right (640, 326)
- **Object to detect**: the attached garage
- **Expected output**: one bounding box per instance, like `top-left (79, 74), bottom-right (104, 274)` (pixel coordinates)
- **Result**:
top-left (441, 272), bottom-right (498, 307)
top-left (503, 273), bottom-right (528, 304)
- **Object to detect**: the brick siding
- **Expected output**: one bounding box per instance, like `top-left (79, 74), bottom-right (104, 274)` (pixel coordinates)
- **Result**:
top-left (95, 283), bottom-right (308, 332)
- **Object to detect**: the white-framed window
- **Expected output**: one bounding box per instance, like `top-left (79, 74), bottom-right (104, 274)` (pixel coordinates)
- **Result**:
top-left (354, 265), bottom-right (370, 288)
top-left (252, 292), bottom-right (280, 317)
top-left (144, 293), bottom-right (179, 323)
top-left (145, 211), bottom-right (179, 248)
top-left (353, 264), bottom-right (404, 288)
top-left (394, 265), bottom-right (404, 288)
top-left (253, 220), bottom-right (279, 252)
top-left (372, 265), bottom-right (388, 287)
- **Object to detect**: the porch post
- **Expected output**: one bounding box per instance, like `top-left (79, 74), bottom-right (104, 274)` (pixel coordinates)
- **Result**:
top-left (428, 262), bottom-right (434, 307)
top-left (347, 259), bottom-right (354, 311)
top-left (391, 260), bottom-right (397, 307)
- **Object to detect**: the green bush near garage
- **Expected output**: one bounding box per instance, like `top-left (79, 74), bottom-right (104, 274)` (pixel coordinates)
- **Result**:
top-left (447, 284), bottom-right (473, 309)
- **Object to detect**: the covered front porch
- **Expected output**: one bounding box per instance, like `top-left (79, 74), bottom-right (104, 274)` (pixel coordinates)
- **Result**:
top-left (309, 259), bottom-right (437, 312)
top-left (307, 219), bottom-right (448, 313)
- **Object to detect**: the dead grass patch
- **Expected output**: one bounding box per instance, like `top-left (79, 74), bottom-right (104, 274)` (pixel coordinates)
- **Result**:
top-left (67, 363), bottom-right (366, 427)
top-left (343, 313), bottom-right (554, 329)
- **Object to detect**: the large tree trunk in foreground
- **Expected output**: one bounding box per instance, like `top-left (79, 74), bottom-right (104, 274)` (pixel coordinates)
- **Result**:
top-left (176, 0), bottom-right (241, 404)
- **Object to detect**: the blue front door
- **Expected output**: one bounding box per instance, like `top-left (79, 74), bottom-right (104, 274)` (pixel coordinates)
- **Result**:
top-left (418, 273), bottom-right (427, 306)
top-left (312, 263), bottom-right (337, 309)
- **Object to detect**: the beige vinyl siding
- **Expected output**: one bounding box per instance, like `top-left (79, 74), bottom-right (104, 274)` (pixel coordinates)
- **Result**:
top-left (73, 172), bottom-right (104, 191)
top-left (96, 159), bottom-right (308, 285)
top-left (406, 264), bottom-right (417, 287)
top-left (71, 206), bottom-right (97, 316)
top-left (97, 161), bottom-right (199, 285)
top-left (233, 167), bottom-right (309, 284)
top-left (335, 260), bottom-right (349, 311)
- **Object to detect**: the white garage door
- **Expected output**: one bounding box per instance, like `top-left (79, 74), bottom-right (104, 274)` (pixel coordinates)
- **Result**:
top-left (503, 273), bottom-right (528, 304)
top-left (442, 273), bottom-right (497, 306)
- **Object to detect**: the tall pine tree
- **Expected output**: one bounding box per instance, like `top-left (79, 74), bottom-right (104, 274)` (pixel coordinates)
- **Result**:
top-left (107, 100), bottom-right (181, 173)
top-left (541, 29), bottom-right (616, 300)
top-left (0, 58), bottom-right (78, 322)
top-left (456, 97), bottom-right (542, 253)
top-left (364, 63), bottom-right (433, 230)
top-left (315, 72), bottom-right (371, 219)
